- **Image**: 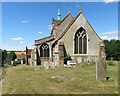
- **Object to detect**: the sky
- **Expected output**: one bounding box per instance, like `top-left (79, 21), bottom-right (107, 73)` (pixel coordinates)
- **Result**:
top-left (1, 1), bottom-right (119, 51)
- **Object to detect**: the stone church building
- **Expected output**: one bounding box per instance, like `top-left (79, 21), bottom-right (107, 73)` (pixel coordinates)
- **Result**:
top-left (26, 8), bottom-right (105, 66)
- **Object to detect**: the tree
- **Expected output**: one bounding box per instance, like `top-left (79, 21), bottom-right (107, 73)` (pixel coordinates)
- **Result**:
top-left (6, 51), bottom-right (17, 65)
top-left (104, 39), bottom-right (120, 61)
top-left (9, 51), bottom-right (17, 61)
top-left (6, 53), bottom-right (12, 65)
top-left (2, 50), bottom-right (7, 64)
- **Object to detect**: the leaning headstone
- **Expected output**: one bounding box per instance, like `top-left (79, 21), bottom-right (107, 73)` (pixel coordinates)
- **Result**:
top-left (96, 58), bottom-right (106, 81)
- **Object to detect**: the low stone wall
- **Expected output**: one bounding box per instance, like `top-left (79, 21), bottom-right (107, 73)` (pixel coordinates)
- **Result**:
top-left (71, 55), bottom-right (98, 63)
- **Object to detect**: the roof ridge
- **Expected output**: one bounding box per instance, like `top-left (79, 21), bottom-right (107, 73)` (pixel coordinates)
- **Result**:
top-left (58, 13), bottom-right (74, 26)
top-left (57, 12), bottom-right (81, 40)
top-left (51, 13), bottom-right (74, 35)
top-left (57, 12), bottom-right (102, 41)
top-left (35, 35), bottom-right (54, 41)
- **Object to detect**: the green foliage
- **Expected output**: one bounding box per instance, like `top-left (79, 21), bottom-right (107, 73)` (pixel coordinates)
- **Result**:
top-left (9, 51), bottom-right (17, 61)
top-left (6, 51), bottom-right (17, 65)
top-left (21, 53), bottom-right (25, 55)
top-left (13, 60), bottom-right (21, 65)
top-left (64, 53), bottom-right (71, 64)
top-left (6, 53), bottom-right (12, 65)
top-left (21, 58), bottom-right (25, 64)
top-left (104, 40), bottom-right (120, 61)
top-left (107, 61), bottom-right (115, 66)
top-left (2, 50), bottom-right (7, 64)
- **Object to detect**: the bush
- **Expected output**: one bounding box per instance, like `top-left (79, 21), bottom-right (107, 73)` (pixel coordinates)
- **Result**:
top-left (64, 54), bottom-right (71, 64)
top-left (21, 58), bottom-right (25, 64)
top-left (107, 61), bottom-right (115, 66)
top-left (13, 61), bottom-right (21, 65)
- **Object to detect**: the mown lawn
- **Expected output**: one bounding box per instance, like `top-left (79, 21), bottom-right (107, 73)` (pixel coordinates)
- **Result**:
top-left (2, 61), bottom-right (118, 94)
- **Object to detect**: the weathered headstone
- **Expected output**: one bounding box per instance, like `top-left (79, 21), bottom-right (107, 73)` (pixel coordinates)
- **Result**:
top-left (21, 60), bottom-right (23, 64)
top-left (44, 61), bottom-right (49, 69)
top-left (11, 61), bottom-right (13, 65)
top-left (96, 58), bottom-right (106, 81)
top-left (96, 42), bottom-right (106, 81)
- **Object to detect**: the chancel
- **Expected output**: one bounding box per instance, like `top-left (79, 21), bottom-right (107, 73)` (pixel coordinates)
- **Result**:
top-left (25, 8), bottom-right (106, 67)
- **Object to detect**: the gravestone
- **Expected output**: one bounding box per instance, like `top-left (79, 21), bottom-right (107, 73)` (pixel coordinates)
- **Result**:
top-left (96, 58), bottom-right (106, 81)
top-left (96, 42), bottom-right (106, 81)
top-left (21, 60), bottom-right (23, 64)
top-left (44, 61), bottom-right (49, 69)
top-left (11, 61), bottom-right (13, 65)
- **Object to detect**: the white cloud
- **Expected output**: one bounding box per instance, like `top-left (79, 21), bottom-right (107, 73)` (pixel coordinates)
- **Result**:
top-left (104, 0), bottom-right (118, 3)
top-left (22, 20), bottom-right (30, 23)
top-left (10, 37), bottom-right (23, 41)
top-left (100, 30), bottom-right (120, 35)
top-left (20, 41), bottom-right (23, 44)
top-left (38, 32), bottom-right (42, 34)
top-left (48, 25), bottom-right (52, 30)
top-left (100, 35), bottom-right (119, 40)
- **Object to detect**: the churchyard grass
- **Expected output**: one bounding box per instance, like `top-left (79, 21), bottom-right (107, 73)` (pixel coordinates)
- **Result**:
top-left (2, 61), bottom-right (118, 94)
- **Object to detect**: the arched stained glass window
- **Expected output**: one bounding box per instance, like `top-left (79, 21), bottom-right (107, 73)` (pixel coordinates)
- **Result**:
top-left (40, 44), bottom-right (49, 57)
top-left (74, 27), bottom-right (87, 54)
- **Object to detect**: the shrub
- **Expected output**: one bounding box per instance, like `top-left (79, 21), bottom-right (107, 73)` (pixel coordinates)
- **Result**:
top-left (107, 61), bottom-right (115, 66)
top-left (21, 53), bottom-right (25, 55)
top-left (21, 58), bottom-right (25, 64)
top-left (13, 61), bottom-right (21, 65)
top-left (64, 54), bottom-right (71, 64)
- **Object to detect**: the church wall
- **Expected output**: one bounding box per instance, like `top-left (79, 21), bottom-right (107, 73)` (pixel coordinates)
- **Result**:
top-left (59, 13), bottom-right (102, 62)
top-left (35, 40), bottom-right (54, 65)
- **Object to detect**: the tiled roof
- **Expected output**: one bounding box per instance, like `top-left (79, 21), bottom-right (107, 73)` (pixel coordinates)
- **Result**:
top-left (51, 13), bottom-right (74, 35)
top-left (17, 55), bottom-right (25, 60)
top-left (35, 35), bottom-right (54, 42)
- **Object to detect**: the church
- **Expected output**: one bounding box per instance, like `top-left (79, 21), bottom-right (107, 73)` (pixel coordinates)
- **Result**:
top-left (26, 8), bottom-right (105, 66)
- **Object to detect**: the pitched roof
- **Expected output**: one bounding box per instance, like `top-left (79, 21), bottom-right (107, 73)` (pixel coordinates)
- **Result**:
top-left (17, 55), bottom-right (25, 60)
top-left (51, 13), bottom-right (74, 35)
top-left (35, 35), bottom-right (54, 42)
top-left (58, 13), bottom-right (74, 26)
top-left (57, 12), bottom-right (102, 41)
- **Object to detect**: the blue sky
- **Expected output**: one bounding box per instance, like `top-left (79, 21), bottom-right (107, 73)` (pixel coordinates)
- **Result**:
top-left (1, 2), bottom-right (118, 51)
